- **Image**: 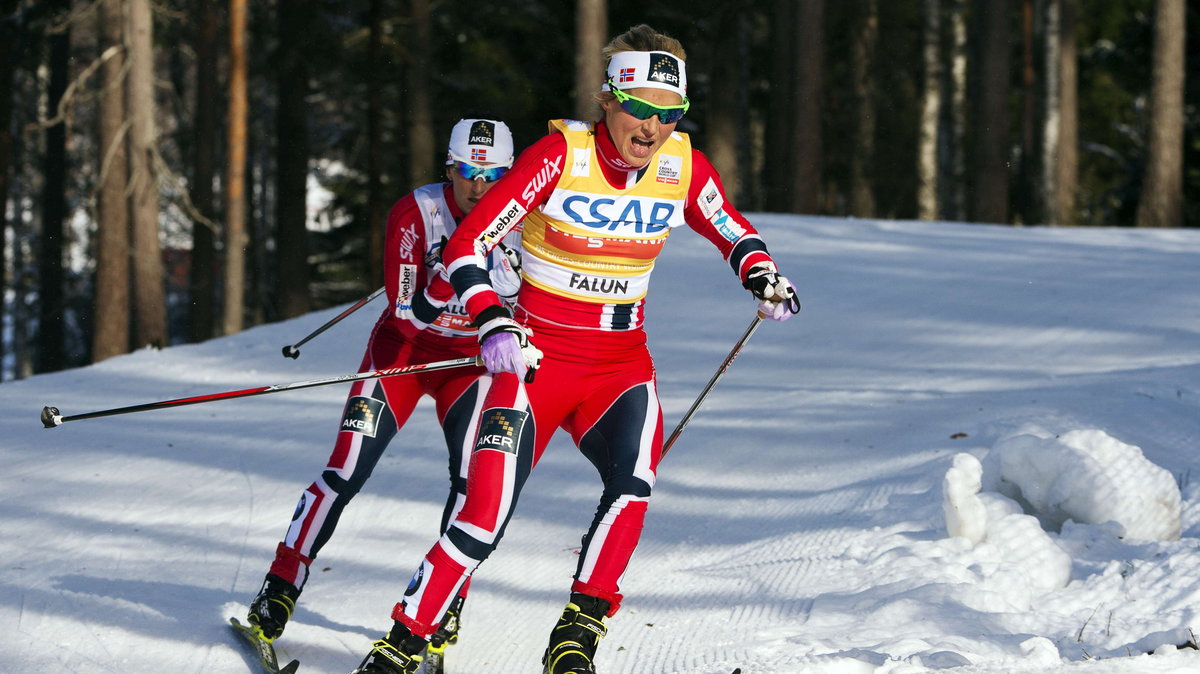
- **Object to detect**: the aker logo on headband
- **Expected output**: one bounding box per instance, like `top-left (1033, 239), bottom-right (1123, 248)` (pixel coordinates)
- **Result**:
top-left (469, 120), bottom-right (496, 146)
top-left (648, 54), bottom-right (681, 87)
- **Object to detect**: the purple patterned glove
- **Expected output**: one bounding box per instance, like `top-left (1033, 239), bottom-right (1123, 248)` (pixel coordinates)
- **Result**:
top-left (481, 331), bottom-right (528, 376)
top-left (743, 263), bottom-right (800, 322)
top-left (758, 277), bottom-right (800, 322)
top-left (476, 309), bottom-right (542, 381)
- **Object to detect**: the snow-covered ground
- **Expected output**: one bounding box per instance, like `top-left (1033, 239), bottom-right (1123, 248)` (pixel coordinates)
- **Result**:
top-left (3, 216), bottom-right (1200, 673)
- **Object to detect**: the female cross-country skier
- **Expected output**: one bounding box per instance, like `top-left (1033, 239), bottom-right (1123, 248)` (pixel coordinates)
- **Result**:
top-left (243, 117), bottom-right (523, 668)
top-left (349, 25), bottom-right (798, 674)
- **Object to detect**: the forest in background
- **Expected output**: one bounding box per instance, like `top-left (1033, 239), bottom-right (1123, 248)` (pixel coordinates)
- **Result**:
top-left (0, 0), bottom-right (1195, 380)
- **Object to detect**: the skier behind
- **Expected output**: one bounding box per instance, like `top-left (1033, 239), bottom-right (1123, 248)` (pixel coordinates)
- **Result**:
top-left (347, 24), bottom-right (799, 674)
top-left (243, 117), bottom-right (523, 666)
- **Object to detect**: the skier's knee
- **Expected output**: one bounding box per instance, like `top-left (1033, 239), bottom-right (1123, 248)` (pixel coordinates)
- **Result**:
top-left (320, 469), bottom-right (362, 500)
top-left (604, 474), bottom-right (652, 501)
top-left (446, 524), bottom-right (500, 562)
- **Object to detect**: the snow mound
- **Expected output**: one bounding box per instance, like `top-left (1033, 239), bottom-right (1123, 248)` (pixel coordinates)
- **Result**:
top-left (943, 452), bottom-right (987, 544)
top-left (943, 453), bottom-right (1072, 600)
top-left (982, 428), bottom-right (1181, 541)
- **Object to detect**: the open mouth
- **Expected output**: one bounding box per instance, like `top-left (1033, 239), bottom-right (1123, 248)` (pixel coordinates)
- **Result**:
top-left (629, 136), bottom-right (655, 158)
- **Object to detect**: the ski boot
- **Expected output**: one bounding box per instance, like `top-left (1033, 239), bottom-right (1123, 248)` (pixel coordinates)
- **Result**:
top-left (351, 621), bottom-right (428, 674)
top-left (247, 574), bottom-right (301, 642)
top-left (425, 594), bottom-right (466, 673)
top-left (542, 593), bottom-right (610, 674)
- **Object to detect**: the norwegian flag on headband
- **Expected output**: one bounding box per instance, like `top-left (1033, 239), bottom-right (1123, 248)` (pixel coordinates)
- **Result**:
top-left (619, 67), bottom-right (636, 83)
top-left (471, 148), bottom-right (487, 162)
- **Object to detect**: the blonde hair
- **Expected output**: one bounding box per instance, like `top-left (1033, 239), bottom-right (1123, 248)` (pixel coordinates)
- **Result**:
top-left (593, 25), bottom-right (687, 106)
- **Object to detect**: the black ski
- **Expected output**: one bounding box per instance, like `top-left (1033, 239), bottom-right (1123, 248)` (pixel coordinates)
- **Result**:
top-left (229, 616), bottom-right (301, 674)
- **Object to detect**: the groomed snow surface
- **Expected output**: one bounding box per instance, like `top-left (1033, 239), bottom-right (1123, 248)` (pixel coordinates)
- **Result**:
top-left (4, 216), bottom-right (1200, 673)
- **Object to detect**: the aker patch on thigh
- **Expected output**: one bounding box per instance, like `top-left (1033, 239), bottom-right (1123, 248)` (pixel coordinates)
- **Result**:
top-left (340, 395), bottom-right (387, 437)
top-left (474, 408), bottom-right (529, 455)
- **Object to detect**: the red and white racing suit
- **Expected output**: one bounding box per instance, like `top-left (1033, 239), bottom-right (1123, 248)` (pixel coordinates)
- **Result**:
top-left (391, 120), bottom-right (779, 637)
top-left (266, 182), bottom-right (521, 591)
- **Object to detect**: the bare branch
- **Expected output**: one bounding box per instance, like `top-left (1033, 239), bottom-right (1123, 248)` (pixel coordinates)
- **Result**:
top-left (24, 44), bottom-right (125, 134)
top-left (153, 148), bottom-right (223, 237)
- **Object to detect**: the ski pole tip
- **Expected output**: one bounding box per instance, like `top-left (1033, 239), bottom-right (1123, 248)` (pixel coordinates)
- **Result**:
top-left (41, 406), bottom-right (64, 429)
top-left (282, 345), bottom-right (300, 359)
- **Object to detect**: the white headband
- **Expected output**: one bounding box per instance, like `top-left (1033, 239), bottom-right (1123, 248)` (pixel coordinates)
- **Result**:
top-left (602, 50), bottom-right (688, 98)
top-left (446, 119), bottom-right (514, 167)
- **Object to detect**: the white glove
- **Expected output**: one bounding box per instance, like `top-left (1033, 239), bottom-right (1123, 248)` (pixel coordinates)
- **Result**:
top-left (743, 263), bottom-right (800, 321)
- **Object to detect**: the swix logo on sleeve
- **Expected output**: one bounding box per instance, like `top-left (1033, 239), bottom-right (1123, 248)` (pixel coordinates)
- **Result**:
top-left (398, 224), bottom-right (420, 259)
top-left (480, 199), bottom-right (528, 246)
top-left (520, 156), bottom-right (564, 203)
top-left (341, 396), bottom-right (386, 437)
top-left (474, 408), bottom-right (528, 455)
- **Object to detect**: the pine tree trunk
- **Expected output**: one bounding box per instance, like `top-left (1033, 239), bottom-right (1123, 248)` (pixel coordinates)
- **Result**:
top-left (275, 0), bottom-right (311, 319)
top-left (1040, 0), bottom-right (1061, 225)
top-left (126, 0), bottom-right (166, 348)
top-left (407, 0), bottom-right (433, 190)
top-left (973, 0), bottom-right (1011, 224)
top-left (11, 202), bottom-right (28, 378)
top-left (366, 0), bottom-right (385, 289)
top-left (1135, 0), bottom-right (1185, 228)
top-left (917, 0), bottom-right (941, 220)
top-left (223, 0), bottom-right (249, 335)
top-left (1017, 0), bottom-right (1037, 223)
top-left (94, 0), bottom-right (131, 362)
top-left (573, 0), bottom-right (606, 121)
top-left (0, 0), bottom-right (17, 379)
top-left (764, 0), bottom-right (794, 212)
top-left (707, 6), bottom-right (744, 202)
top-left (189, 0), bottom-right (218, 342)
top-left (947, 0), bottom-right (967, 221)
top-left (1052, 0), bottom-right (1078, 225)
top-left (849, 0), bottom-right (878, 217)
top-left (791, 0), bottom-right (824, 214)
top-left (37, 0), bottom-right (69, 372)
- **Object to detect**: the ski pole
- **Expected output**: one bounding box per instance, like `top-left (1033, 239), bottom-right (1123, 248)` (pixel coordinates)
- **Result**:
top-left (282, 286), bottom-right (385, 359)
top-left (40, 355), bottom-right (482, 428)
top-left (661, 313), bottom-right (764, 459)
